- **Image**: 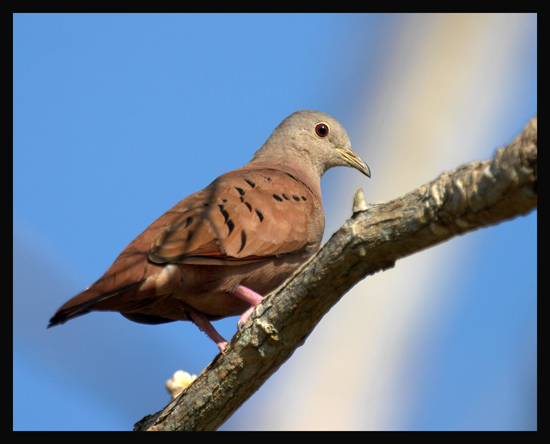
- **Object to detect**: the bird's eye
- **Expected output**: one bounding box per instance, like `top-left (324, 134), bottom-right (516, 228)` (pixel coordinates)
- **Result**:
top-left (315, 123), bottom-right (329, 138)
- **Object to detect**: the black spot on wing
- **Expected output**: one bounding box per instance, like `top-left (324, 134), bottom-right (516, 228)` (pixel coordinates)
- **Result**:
top-left (219, 205), bottom-right (230, 223)
top-left (227, 219), bottom-right (235, 235)
top-left (237, 230), bottom-right (247, 254)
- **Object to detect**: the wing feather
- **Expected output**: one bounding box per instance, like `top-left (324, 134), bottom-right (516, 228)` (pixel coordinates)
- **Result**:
top-left (148, 169), bottom-right (318, 265)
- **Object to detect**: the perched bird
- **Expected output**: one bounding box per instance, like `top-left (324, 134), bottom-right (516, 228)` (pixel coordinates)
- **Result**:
top-left (49, 110), bottom-right (370, 352)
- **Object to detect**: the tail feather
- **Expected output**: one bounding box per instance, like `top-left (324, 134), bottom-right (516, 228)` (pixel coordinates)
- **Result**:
top-left (48, 281), bottom-right (143, 328)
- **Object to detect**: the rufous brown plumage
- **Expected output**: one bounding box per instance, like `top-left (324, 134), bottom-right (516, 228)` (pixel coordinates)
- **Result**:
top-left (49, 110), bottom-right (370, 351)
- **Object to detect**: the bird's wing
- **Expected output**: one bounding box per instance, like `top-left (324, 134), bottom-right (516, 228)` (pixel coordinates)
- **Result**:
top-left (148, 169), bottom-right (320, 265)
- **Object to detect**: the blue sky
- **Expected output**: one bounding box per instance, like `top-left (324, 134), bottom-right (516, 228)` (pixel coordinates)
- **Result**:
top-left (14, 14), bottom-right (536, 430)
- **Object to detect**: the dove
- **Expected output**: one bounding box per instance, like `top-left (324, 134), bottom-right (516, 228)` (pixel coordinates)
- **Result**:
top-left (48, 110), bottom-right (370, 352)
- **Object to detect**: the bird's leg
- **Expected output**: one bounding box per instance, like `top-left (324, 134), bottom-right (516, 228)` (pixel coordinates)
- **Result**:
top-left (231, 285), bottom-right (264, 330)
top-left (188, 308), bottom-right (228, 353)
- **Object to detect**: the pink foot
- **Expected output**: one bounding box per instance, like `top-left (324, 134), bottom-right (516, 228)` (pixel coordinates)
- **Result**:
top-left (188, 308), bottom-right (228, 352)
top-left (231, 285), bottom-right (264, 329)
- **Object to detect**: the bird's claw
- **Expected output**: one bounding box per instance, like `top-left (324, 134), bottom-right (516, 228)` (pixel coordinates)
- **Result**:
top-left (217, 341), bottom-right (228, 353)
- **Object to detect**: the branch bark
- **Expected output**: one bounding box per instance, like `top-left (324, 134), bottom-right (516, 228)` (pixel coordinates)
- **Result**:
top-left (134, 116), bottom-right (537, 431)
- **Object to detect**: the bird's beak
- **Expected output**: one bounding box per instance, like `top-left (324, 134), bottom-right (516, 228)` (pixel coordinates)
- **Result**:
top-left (336, 147), bottom-right (371, 178)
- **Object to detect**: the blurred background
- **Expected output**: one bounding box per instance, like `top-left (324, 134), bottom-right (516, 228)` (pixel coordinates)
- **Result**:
top-left (13, 13), bottom-right (537, 430)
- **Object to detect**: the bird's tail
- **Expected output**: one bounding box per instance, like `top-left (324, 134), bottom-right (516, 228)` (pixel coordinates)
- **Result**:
top-left (47, 281), bottom-right (143, 328)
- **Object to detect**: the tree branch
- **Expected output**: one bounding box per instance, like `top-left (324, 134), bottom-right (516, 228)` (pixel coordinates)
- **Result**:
top-left (134, 116), bottom-right (537, 431)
